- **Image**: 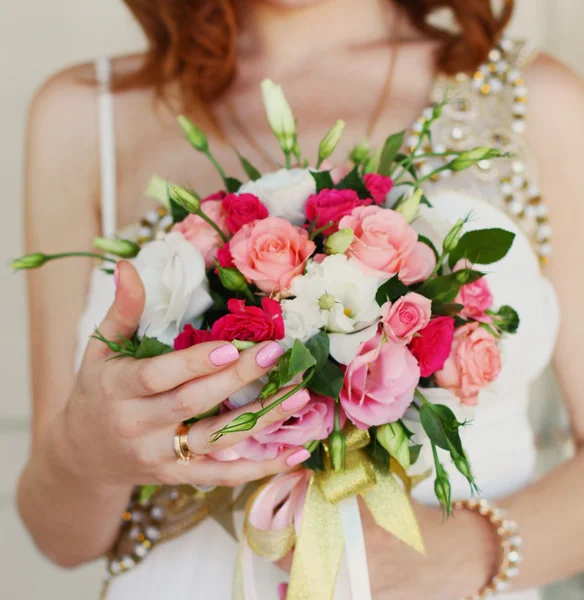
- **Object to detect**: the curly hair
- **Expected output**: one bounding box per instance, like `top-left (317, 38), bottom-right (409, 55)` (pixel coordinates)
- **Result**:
top-left (117, 0), bottom-right (514, 110)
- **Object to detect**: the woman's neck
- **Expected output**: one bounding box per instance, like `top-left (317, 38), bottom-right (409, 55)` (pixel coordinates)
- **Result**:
top-left (242, 0), bottom-right (419, 70)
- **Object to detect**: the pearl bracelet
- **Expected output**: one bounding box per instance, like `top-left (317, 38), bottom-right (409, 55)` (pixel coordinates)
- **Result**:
top-left (455, 499), bottom-right (523, 599)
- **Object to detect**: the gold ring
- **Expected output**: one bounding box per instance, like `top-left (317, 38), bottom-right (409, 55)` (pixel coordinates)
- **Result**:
top-left (174, 423), bottom-right (197, 464)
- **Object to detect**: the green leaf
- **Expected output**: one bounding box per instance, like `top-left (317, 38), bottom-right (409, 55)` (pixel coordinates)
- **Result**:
top-left (237, 153), bottom-right (261, 181)
top-left (135, 336), bottom-right (174, 359)
top-left (308, 360), bottom-right (344, 399)
top-left (495, 305), bottom-right (520, 334)
top-left (409, 444), bottom-right (423, 465)
top-left (448, 228), bottom-right (516, 268)
top-left (310, 170), bottom-right (334, 193)
top-left (419, 403), bottom-right (465, 456)
top-left (417, 235), bottom-right (440, 261)
top-left (376, 276), bottom-right (410, 305)
top-left (289, 339), bottom-right (317, 376)
top-left (225, 177), bottom-right (243, 193)
top-left (335, 166), bottom-right (370, 199)
top-left (304, 332), bottom-right (330, 370)
top-left (378, 131), bottom-right (405, 176)
top-left (170, 198), bottom-right (190, 224)
top-left (419, 270), bottom-right (485, 303)
top-left (431, 301), bottom-right (464, 317)
top-left (303, 444), bottom-right (326, 471)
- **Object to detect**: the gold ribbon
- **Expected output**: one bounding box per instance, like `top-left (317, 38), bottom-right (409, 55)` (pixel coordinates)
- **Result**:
top-left (242, 426), bottom-right (425, 600)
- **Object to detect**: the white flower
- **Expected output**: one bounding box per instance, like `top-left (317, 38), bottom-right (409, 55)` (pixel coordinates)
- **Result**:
top-left (239, 168), bottom-right (316, 226)
top-left (133, 232), bottom-right (213, 346)
top-left (280, 298), bottom-right (327, 351)
top-left (261, 79), bottom-right (296, 152)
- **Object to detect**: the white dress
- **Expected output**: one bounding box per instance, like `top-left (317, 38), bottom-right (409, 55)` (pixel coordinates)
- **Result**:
top-left (78, 41), bottom-right (560, 600)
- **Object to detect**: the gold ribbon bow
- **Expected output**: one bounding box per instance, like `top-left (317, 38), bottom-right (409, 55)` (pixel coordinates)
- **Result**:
top-left (240, 427), bottom-right (425, 600)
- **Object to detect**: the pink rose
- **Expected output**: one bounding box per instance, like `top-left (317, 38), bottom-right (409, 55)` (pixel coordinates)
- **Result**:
top-left (340, 332), bottom-right (420, 429)
top-left (409, 317), bottom-right (455, 378)
top-left (338, 205), bottom-right (418, 278)
top-left (172, 200), bottom-right (229, 268)
top-left (453, 260), bottom-right (494, 323)
top-left (222, 193), bottom-right (269, 234)
top-left (230, 217), bottom-right (316, 294)
top-left (435, 322), bottom-right (502, 405)
top-left (305, 189), bottom-right (371, 235)
top-left (381, 293), bottom-right (432, 345)
top-left (399, 242), bottom-right (437, 285)
top-left (232, 394), bottom-right (339, 461)
top-left (364, 173), bottom-right (394, 205)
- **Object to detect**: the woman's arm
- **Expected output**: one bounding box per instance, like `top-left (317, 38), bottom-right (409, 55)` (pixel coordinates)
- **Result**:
top-left (365, 55), bottom-right (584, 598)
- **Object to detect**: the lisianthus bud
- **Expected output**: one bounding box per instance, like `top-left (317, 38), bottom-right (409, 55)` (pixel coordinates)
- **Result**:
top-left (377, 422), bottom-right (411, 469)
top-left (318, 293), bottom-right (337, 311)
top-left (261, 79), bottom-right (296, 153)
top-left (434, 474), bottom-right (452, 515)
top-left (395, 189), bottom-right (423, 224)
top-left (10, 253), bottom-right (48, 270)
top-left (364, 148), bottom-right (382, 174)
top-left (350, 138), bottom-right (370, 165)
top-left (177, 115), bottom-right (209, 152)
top-left (318, 120), bottom-right (346, 163)
top-left (169, 185), bottom-right (201, 214)
top-left (329, 430), bottom-right (347, 472)
top-left (145, 175), bottom-right (171, 209)
top-left (215, 412), bottom-right (258, 439)
top-left (232, 340), bottom-right (257, 351)
top-left (449, 147), bottom-right (502, 171)
top-left (259, 380), bottom-right (280, 401)
top-left (325, 228), bottom-right (354, 254)
top-left (454, 454), bottom-right (473, 481)
top-left (443, 218), bottom-right (465, 253)
top-left (217, 266), bottom-right (248, 292)
top-left (93, 237), bottom-right (140, 258)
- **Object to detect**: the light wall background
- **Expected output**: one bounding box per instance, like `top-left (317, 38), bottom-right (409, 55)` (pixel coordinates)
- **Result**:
top-left (0, 1), bottom-right (582, 599)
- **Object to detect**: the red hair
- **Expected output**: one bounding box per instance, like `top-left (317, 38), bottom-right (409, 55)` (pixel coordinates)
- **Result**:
top-left (118, 0), bottom-right (514, 110)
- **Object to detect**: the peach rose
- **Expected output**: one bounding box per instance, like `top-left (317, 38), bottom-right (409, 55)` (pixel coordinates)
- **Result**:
top-left (338, 205), bottom-right (418, 279)
top-left (381, 293), bottom-right (432, 345)
top-left (435, 322), bottom-right (502, 406)
top-left (172, 200), bottom-right (229, 268)
top-left (399, 242), bottom-right (437, 285)
top-left (230, 217), bottom-right (316, 295)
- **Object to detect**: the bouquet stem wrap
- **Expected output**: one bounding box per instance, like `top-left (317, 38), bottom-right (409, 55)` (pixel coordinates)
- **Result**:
top-left (235, 427), bottom-right (425, 600)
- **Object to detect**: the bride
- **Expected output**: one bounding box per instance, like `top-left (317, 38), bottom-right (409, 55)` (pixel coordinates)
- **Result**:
top-left (17, 0), bottom-right (584, 598)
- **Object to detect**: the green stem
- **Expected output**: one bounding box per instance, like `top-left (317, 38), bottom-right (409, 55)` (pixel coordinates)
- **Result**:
top-left (196, 208), bottom-right (228, 244)
top-left (424, 250), bottom-right (448, 280)
top-left (242, 286), bottom-right (257, 305)
top-left (205, 150), bottom-right (227, 183)
top-left (51, 252), bottom-right (117, 264)
top-left (416, 164), bottom-right (454, 185)
top-left (310, 221), bottom-right (335, 240)
top-left (334, 401), bottom-right (341, 432)
top-left (414, 388), bottom-right (429, 406)
top-left (315, 156), bottom-right (324, 170)
top-left (256, 369), bottom-right (315, 419)
top-left (285, 151), bottom-right (292, 169)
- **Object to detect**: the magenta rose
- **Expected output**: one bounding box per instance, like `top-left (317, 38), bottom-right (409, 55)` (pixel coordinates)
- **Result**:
top-left (338, 205), bottom-right (418, 279)
top-left (305, 189), bottom-right (371, 235)
top-left (364, 173), bottom-right (394, 205)
top-left (216, 243), bottom-right (235, 269)
top-left (340, 332), bottom-right (420, 429)
top-left (230, 217), bottom-right (316, 295)
top-left (172, 200), bottom-right (229, 268)
top-left (202, 190), bottom-right (227, 203)
top-left (222, 193), bottom-right (269, 234)
top-left (174, 325), bottom-right (213, 351)
top-left (435, 322), bottom-right (502, 405)
top-left (453, 260), bottom-right (494, 323)
top-left (381, 293), bottom-right (432, 345)
top-left (399, 242), bottom-right (437, 285)
top-left (211, 297), bottom-right (285, 342)
top-left (232, 394), bottom-right (340, 461)
top-left (408, 317), bottom-right (455, 378)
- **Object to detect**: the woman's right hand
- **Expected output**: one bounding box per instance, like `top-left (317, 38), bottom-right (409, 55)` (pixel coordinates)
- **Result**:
top-left (53, 261), bottom-right (311, 492)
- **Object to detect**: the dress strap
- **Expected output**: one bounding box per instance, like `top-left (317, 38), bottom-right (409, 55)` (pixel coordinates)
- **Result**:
top-left (95, 57), bottom-right (117, 239)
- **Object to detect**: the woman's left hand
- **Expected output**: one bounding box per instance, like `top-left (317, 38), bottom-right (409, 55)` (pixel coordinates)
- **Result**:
top-left (363, 500), bottom-right (500, 599)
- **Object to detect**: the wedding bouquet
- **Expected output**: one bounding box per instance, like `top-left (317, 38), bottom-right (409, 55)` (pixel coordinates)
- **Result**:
top-left (13, 80), bottom-right (519, 599)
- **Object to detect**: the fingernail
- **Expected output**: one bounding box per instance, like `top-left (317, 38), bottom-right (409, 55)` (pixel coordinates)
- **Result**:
top-left (286, 448), bottom-right (311, 467)
top-left (256, 342), bottom-right (285, 368)
top-left (113, 263), bottom-right (120, 288)
top-left (282, 389), bottom-right (310, 412)
top-left (278, 583), bottom-right (289, 600)
top-left (210, 344), bottom-right (240, 366)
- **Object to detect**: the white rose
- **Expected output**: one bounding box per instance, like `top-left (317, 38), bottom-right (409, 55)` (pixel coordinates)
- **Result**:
top-left (133, 232), bottom-right (213, 346)
top-left (238, 168), bottom-right (316, 226)
top-left (280, 298), bottom-right (327, 351)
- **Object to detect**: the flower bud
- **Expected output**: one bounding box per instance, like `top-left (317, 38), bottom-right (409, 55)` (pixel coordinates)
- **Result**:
top-left (395, 189), bottom-right (423, 224)
top-left (377, 422), bottom-right (411, 469)
top-left (363, 148), bottom-right (381, 174)
top-left (329, 430), bottom-right (347, 472)
top-left (177, 115), bottom-right (209, 152)
top-left (169, 184), bottom-right (201, 214)
top-left (325, 228), bottom-right (354, 255)
top-left (318, 120), bottom-right (346, 162)
top-left (434, 474), bottom-right (452, 515)
top-left (145, 175), bottom-right (171, 209)
top-left (10, 253), bottom-right (48, 270)
top-left (232, 340), bottom-right (257, 352)
top-left (261, 79), bottom-right (296, 153)
top-left (259, 380), bottom-right (280, 401)
top-left (350, 138), bottom-right (370, 165)
top-left (93, 237), bottom-right (140, 258)
top-left (217, 266), bottom-right (248, 292)
top-left (318, 293), bottom-right (337, 311)
top-left (215, 412), bottom-right (258, 439)
top-left (449, 147), bottom-right (501, 172)
top-left (443, 218), bottom-right (465, 253)
top-left (454, 454), bottom-right (473, 481)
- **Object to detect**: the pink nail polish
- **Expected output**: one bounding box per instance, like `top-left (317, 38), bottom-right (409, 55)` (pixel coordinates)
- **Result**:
top-left (210, 344), bottom-right (239, 366)
top-left (278, 583), bottom-right (289, 600)
top-left (286, 448), bottom-right (311, 467)
top-left (256, 342), bottom-right (285, 368)
top-left (113, 263), bottom-right (120, 288)
top-left (282, 389), bottom-right (310, 412)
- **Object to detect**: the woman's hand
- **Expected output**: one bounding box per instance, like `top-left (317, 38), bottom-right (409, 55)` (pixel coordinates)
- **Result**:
top-left (364, 500), bottom-right (500, 599)
top-left (52, 260), bottom-right (310, 494)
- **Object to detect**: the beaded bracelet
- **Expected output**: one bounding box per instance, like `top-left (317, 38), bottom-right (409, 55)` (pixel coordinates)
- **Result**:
top-left (455, 499), bottom-right (523, 599)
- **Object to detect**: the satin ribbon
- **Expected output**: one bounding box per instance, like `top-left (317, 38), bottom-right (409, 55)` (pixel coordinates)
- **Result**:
top-left (237, 427), bottom-right (425, 600)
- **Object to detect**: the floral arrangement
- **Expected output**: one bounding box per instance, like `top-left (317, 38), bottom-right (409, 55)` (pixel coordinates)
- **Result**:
top-left (13, 79), bottom-right (520, 599)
